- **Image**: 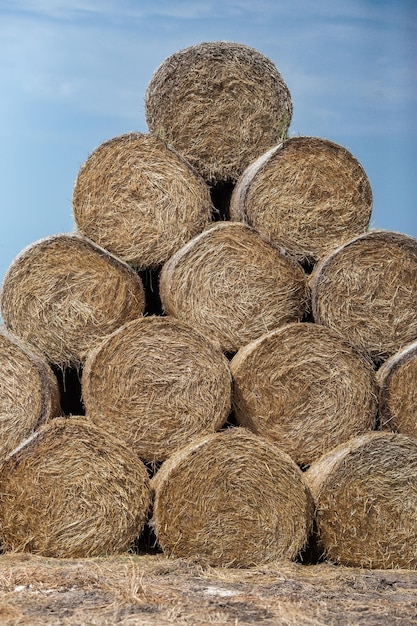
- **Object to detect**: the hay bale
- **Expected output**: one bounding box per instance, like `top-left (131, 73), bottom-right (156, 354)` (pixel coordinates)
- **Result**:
top-left (159, 222), bottom-right (309, 353)
top-left (377, 339), bottom-right (417, 437)
top-left (0, 326), bottom-right (61, 461)
top-left (0, 417), bottom-right (151, 558)
top-left (82, 316), bottom-right (232, 462)
top-left (309, 230), bottom-right (417, 363)
top-left (72, 132), bottom-right (213, 269)
top-left (151, 427), bottom-right (314, 567)
top-left (230, 322), bottom-right (378, 467)
top-left (145, 41), bottom-right (293, 184)
top-left (305, 431), bottom-right (417, 569)
top-left (0, 233), bottom-right (145, 367)
top-left (229, 136), bottom-right (373, 264)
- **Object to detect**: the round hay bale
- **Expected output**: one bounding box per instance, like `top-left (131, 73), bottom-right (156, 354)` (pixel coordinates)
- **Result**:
top-left (377, 339), bottom-right (417, 437)
top-left (151, 427), bottom-right (314, 567)
top-left (72, 132), bottom-right (213, 269)
top-left (82, 316), bottom-right (232, 462)
top-left (230, 322), bottom-right (378, 467)
top-left (229, 136), bottom-right (373, 264)
top-left (0, 233), bottom-right (145, 367)
top-left (145, 41), bottom-right (293, 184)
top-left (305, 431), bottom-right (417, 569)
top-left (0, 326), bottom-right (61, 461)
top-left (0, 417), bottom-right (151, 558)
top-left (159, 222), bottom-right (309, 353)
top-left (309, 230), bottom-right (417, 363)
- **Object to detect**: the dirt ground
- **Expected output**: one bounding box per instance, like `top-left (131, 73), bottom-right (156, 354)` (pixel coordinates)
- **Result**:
top-left (0, 552), bottom-right (416, 625)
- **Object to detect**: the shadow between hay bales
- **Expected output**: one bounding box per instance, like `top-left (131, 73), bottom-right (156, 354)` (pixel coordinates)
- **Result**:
top-left (210, 181), bottom-right (234, 221)
top-left (137, 268), bottom-right (164, 316)
top-left (52, 365), bottom-right (84, 416)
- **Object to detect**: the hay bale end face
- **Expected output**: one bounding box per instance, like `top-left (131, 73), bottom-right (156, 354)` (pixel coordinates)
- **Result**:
top-left (305, 432), bottom-right (417, 569)
top-left (0, 327), bottom-right (61, 461)
top-left (152, 428), bottom-right (314, 567)
top-left (145, 41), bottom-right (293, 184)
top-left (0, 234), bottom-right (146, 367)
top-left (159, 222), bottom-right (309, 353)
top-left (82, 316), bottom-right (232, 462)
top-left (72, 132), bottom-right (213, 269)
top-left (310, 230), bottom-right (417, 363)
top-left (229, 136), bottom-right (373, 264)
top-left (0, 417), bottom-right (151, 558)
top-left (230, 322), bottom-right (378, 467)
top-left (377, 339), bottom-right (417, 437)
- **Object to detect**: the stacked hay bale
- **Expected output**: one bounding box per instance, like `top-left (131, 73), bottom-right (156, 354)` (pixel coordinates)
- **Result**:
top-left (0, 40), bottom-right (416, 566)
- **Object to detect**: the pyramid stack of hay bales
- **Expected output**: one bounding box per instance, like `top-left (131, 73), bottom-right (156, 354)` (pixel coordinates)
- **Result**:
top-left (377, 339), bottom-right (417, 437)
top-left (0, 327), bottom-right (61, 461)
top-left (230, 322), bottom-right (378, 467)
top-left (0, 39), bottom-right (416, 567)
top-left (0, 418), bottom-right (151, 558)
top-left (72, 132), bottom-right (213, 269)
top-left (82, 316), bottom-right (232, 462)
top-left (229, 136), bottom-right (373, 264)
top-left (151, 428), bottom-right (314, 567)
top-left (0, 233), bottom-right (145, 367)
top-left (159, 221), bottom-right (309, 353)
top-left (305, 432), bottom-right (417, 569)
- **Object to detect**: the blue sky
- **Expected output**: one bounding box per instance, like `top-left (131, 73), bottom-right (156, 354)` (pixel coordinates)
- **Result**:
top-left (1, 0), bottom-right (416, 286)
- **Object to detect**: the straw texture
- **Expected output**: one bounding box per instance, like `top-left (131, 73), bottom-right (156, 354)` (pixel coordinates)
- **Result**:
top-left (230, 322), bottom-right (378, 467)
top-left (73, 132), bottom-right (213, 269)
top-left (0, 326), bottom-right (61, 461)
top-left (306, 431), bottom-right (417, 569)
top-left (310, 230), bottom-right (417, 362)
top-left (229, 136), bottom-right (373, 263)
top-left (159, 222), bottom-right (309, 353)
top-left (377, 339), bottom-right (417, 438)
top-left (145, 41), bottom-right (292, 183)
top-left (0, 417), bottom-right (151, 558)
top-left (152, 427), bottom-right (314, 567)
top-left (0, 233), bottom-right (145, 366)
top-left (82, 316), bottom-right (232, 462)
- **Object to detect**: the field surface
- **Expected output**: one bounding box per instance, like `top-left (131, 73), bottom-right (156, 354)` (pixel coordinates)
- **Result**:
top-left (0, 553), bottom-right (416, 624)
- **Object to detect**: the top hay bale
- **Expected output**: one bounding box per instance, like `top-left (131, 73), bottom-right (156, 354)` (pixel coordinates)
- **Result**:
top-left (0, 233), bottom-right (145, 367)
top-left (72, 132), bottom-right (213, 269)
top-left (151, 427), bottom-right (314, 567)
top-left (229, 136), bottom-right (373, 264)
top-left (0, 326), bottom-right (61, 461)
top-left (306, 431), bottom-right (417, 569)
top-left (145, 41), bottom-right (293, 184)
top-left (310, 230), bottom-right (417, 363)
top-left (159, 222), bottom-right (309, 353)
top-left (377, 339), bottom-right (417, 438)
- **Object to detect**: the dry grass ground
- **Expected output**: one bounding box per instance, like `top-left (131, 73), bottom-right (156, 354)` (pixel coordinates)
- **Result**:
top-left (0, 553), bottom-right (416, 625)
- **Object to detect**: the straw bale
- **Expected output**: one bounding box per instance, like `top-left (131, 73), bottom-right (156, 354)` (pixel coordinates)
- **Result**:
top-left (377, 339), bottom-right (417, 437)
top-left (306, 431), bottom-right (417, 569)
top-left (0, 417), bottom-right (151, 558)
top-left (0, 233), bottom-right (145, 367)
top-left (159, 222), bottom-right (309, 353)
top-left (72, 132), bottom-right (213, 269)
top-left (230, 322), bottom-right (378, 467)
top-left (151, 427), bottom-right (314, 567)
top-left (145, 41), bottom-right (293, 184)
top-left (0, 326), bottom-right (61, 461)
top-left (229, 136), bottom-right (373, 264)
top-left (310, 230), bottom-right (417, 363)
top-left (82, 316), bottom-right (232, 462)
